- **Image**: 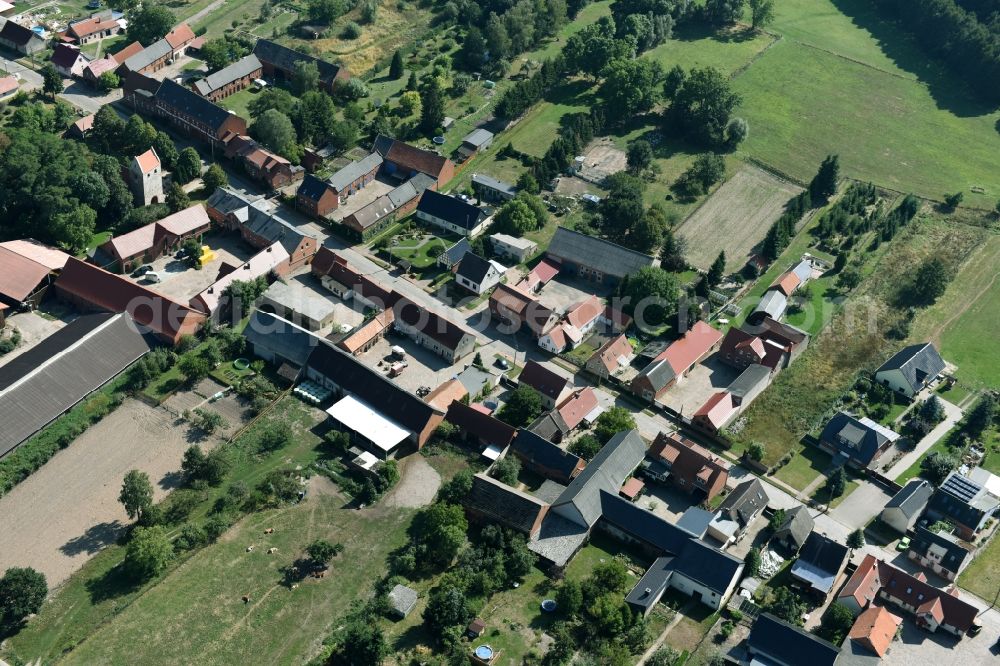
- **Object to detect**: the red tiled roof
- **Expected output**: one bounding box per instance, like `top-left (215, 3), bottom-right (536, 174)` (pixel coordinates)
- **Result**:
top-left (589, 334), bottom-right (633, 374)
top-left (557, 387), bottom-right (599, 431)
top-left (68, 16), bottom-right (118, 39)
top-left (528, 258), bottom-right (560, 285)
top-left (658, 321), bottom-right (723, 375)
top-left (135, 148), bottom-right (160, 175)
top-left (694, 391), bottom-right (737, 430)
top-left (337, 309), bottom-right (393, 353)
top-left (770, 271), bottom-right (800, 297)
top-left (603, 305), bottom-right (632, 329)
top-left (650, 432), bottom-right (729, 493)
top-left (0, 76), bottom-right (18, 95)
top-left (848, 606), bottom-right (901, 658)
top-left (0, 247), bottom-right (53, 302)
top-left (85, 56), bottom-right (118, 78)
top-left (112, 41), bottom-right (144, 64)
top-left (620, 477), bottom-right (644, 499)
top-left (165, 23), bottom-right (195, 49)
top-left (105, 223), bottom-right (160, 260)
top-left (72, 113), bottom-right (95, 133)
top-left (424, 378), bottom-right (468, 411)
top-left (565, 295), bottom-right (602, 329)
top-left (54, 258), bottom-right (205, 344)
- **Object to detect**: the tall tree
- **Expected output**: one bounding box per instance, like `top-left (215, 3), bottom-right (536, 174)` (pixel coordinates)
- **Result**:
top-left (594, 406), bottom-right (637, 443)
top-left (707, 251), bottom-right (726, 287)
top-left (809, 154), bottom-right (839, 202)
top-left (167, 182), bottom-right (190, 212)
top-left (124, 526), bottom-right (173, 581)
top-left (389, 49), bottom-right (405, 80)
top-left (660, 228), bottom-right (688, 272)
top-left (617, 266), bottom-right (679, 327)
top-left (336, 620), bottom-right (388, 666)
top-left (458, 27), bottom-right (487, 70)
top-left (41, 64), bottom-right (64, 99)
top-left (598, 58), bottom-right (663, 124)
top-left (292, 60), bottom-right (320, 96)
top-left (119, 469), bottom-right (154, 522)
top-left (202, 163), bottom-right (228, 192)
top-left (665, 67), bottom-right (741, 147)
top-left (0, 567), bottom-right (47, 632)
top-left (704, 0), bottom-right (745, 24)
top-left (174, 147), bottom-right (202, 184)
top-left (126, 4), bottom-right (175, 46)
top-left (496, 385), bottom-right (543, 427)
top-left (749, 0), bottom-right (776, 28)
top-left (419, 77), bottom-right (445, 135)
top-left (251, 109), bottom-right (300, 161)
top-left (626, 139), bottom-right (653, 173)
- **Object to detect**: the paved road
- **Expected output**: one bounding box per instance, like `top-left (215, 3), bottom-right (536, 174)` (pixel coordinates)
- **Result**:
top-left (59, 78), bottom-right (123, 115)
top-left (0, 54), bottom-right (42, 89)
top-left (884, 396), bottom-right (963, 480)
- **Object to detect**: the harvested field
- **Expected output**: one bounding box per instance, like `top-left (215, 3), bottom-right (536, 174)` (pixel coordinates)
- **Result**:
top-left (676, 165), bottom-right (802, 271)
top-left (0, 399), bottom-right (222, 588)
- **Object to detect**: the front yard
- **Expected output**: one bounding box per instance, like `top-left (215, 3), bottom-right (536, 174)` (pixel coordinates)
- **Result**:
top-left (772, 445), bottom-right (832, 492)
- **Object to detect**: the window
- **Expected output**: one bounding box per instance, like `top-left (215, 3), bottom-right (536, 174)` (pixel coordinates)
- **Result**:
top-left (906, 587), bottom-right (912, 594)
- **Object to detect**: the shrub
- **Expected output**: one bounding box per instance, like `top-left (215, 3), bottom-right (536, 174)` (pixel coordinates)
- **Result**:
top-left (341, 21), bottom-right (362, 39)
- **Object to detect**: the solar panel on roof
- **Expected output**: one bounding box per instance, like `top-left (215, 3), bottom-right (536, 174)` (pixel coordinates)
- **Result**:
top-left (943, 475), bottom-right (981, 502)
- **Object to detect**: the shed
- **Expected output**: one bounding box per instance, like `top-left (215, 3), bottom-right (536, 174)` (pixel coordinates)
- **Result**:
top-left (388, 584), bottom-right (418, 619)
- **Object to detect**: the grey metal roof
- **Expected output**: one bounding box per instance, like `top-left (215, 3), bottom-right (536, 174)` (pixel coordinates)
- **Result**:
top-left (206, 186), bottom-right (259, 216)
top-left (193, 54), bottom-right (261, 96)
top-left (245, 203), bottom-right (318, 254)
top-left (473, 173), bottom-right (516, 196)
top-left (0, 313), bottom-right (154, 458)
top-left (792, 259), bottom-right (813, 283)
top-left (327, 153), bottom-right (382, 192)
top-left (123, 38), bottom-right (172, 72)
top-left (440, 238), bottom-right (471, 265)
top-left (676, 507), bottom-right (714, 537)
top-left (462, 128), bottom-right (493, 148)
top-left (551, 429), bottom-right (646, 528)
top-left (753, 289), bottom-right (788, 322)
top-left (727, 363), bottom-right (771, 398)
top-left (718, 478), bottom-right (769, 525)
top-left (884, 478), bottom-right (933, 518)
top-left (876, 342), bottom-right (945, 393)
top-left (546, 227), bottom-right (654, 279)
top-left (625, 555), bottom-right (674, 611)
top-left (387, 584), bottom-right (418, 616)
top-left (243, 310), bottom-right (320, 368)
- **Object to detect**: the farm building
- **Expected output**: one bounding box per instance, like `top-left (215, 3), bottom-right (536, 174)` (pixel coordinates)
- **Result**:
top-left (0, 20), bottom-right (45, 54)
top-left (295, 175), bottom-right (339, 219)
top-left (259, 280), bottom-right (337, 331)
top-left (0, 240), bottom-right (70, 309)
top-left (129, 79), bottom-right (248, 149)
top-left (190, 242), bottom-right (290, 316)
top-left (373, 135), bottom-right (455, 188)
top-left (252, 39), bottom-right (349, 94)
top-left (241, 204), bottom-right (319, 270)
top-left (630, 321), bottom-right (722, 402)
top-left (490, 233), bottom-right (537, 262)
top-left (472, 173), bottom-right (516, 203)
top-left (327, 153), bottom-right (383, 199)
top-left (545, 227), bottom-right (654, 285)
top-left (457, 128), bottom-right (494, 160)
top-left (192, 54), bottom-right (262, 101)
top-left (97, 204), bottom-right (211, 272)
top-left (0, 312), bottom-right (154, 458)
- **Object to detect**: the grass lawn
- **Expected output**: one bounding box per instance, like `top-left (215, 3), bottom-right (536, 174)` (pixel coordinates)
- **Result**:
top-left (218, 86), bottom-right (264, 120)
top-left (645, 22), bottom-right (776, 76)
top-left (81, 230), bottom-right (111, 258)
top-left (733, 39), bottom-right (1000, 209)
top-left (660, 590), bottom-right (719, 653)
top-left (908, 234), bottom-right (1000, 390)
top-left (959, 527), bottom-right (1000, 601)
top-left (893, 425), bottom-right (961, 484)
top-left (812, 479), bottom-right (859, 509)
top-left (2, 398), bottom-right (362, 664)
top-left (936, 381), bottom-right (974, 407)
top-left (772, 445), bottom-right (832, 492)
top-left (389, 233), bottom-right (453, 269)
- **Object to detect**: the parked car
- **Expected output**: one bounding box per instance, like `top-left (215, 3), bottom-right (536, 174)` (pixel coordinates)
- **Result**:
top-left (494, 357), bottom-right (510, 370)
top-left (132, 265), bottom-right (153, 277)
top-left (896, 536), bottom-right (911, 551)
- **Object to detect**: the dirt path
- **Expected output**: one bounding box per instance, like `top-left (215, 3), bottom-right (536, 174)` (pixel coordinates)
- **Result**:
top-left (0, 400), bottom-right (216, 588)
top-left (381, 455), bottom-right (440, 509)
top-left (928, 268), bottom-right (999, 347)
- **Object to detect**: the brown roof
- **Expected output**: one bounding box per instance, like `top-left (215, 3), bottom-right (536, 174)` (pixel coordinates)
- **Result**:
top-left (54, 257), bottom-right (206, 344)
top-left (0, 247), bottom-right (53, 302)
top-left (0, 240), bottom-right (70, 271)
top-left (848, 606), bottom-right (901, 657)
top-left (589, 334), bottom-right (633, 374)
top-left (157, 204), bottom-right (210, 236)
top-left (68, 16), bottom-right (118, 38)
top-left (51, 43), bottom-right (84, 69)
top-left (557, 387), bottom-right (599, 431)
top-left (770, 271), bottom-right (800, 297)
top-left (658, 321), bottom-right (722, 375)
top-left (446, 400), bottom-right (516, 448)
top-left (565, 295), bottom-right (603, 329)
top-left (620, 477), bottom-right (645, 499)
top-left (385, 140), bottom-right (451, 179)
top-left (337, 309), bottom-right (393, 353)
top-left (135, 148), bottom-right (160, 175)
top-left (72, 113), bottom-right (95, 133)
top-left (164, 23), bottom-right (195, 49)
top-left (839, 555), bottom-right (978, 633)
top-left (0, 76), bottom-right (18, 95)
top-left (519, 361), bottom-right (570, 401)
top-left (394, 297), bottom-right (471, 352)
top-left (650, 432), bottom-right (729, 492)
top-left (112, 41), bottom-right (144, 64)
top-left (105, 223), bottom-right (160, 260)
top-left (424, 378), bottom-right (468, 411)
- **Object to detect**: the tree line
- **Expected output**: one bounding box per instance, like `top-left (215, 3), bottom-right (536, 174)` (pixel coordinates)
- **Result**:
top-left (873, 0), bottom-right (1000, 104)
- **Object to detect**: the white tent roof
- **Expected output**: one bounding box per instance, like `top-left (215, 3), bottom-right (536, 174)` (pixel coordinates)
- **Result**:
top-left (326, 394), bottom-right (409, 452)
top-left (482, 444), bottom-right (502, 461)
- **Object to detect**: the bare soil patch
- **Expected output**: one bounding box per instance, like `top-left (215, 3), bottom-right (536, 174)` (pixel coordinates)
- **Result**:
top-left (577, 138), bottom-right (628, 183)
top-left (677, 165), bottom-right (802, 271)
top-left (0, 399), bottom-right (223, 587)
top-left (382, 455), bottom-right (440, 509)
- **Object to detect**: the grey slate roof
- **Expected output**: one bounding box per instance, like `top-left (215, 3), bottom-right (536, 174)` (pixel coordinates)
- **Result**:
top-left (245, 203), bottom-right (318, 254)
top-left (625, 555), bottom-right (675, 612)
top-left (876, 342), bottom-right (945, 393)
top-left (416, 190), bottom-right (488, 231)
top-left (528, 410), bottom-right (569, 441)
top-left (551, 429), bottom-right (646, 528)
top-left (206, 186), bottom-right (259, 218)
top-left (884, 478), bottom-right (933, 519)
top-left (252, 38), bottom-right (343, 84)
top-left (820, 411), bottom-right (899, 466)
top-left (193, 54), bottom-right (261, 96)
top-left (454, 252), bottom-right (495, 286)
top-left (774, 505), bottom-right (814, 550)
top-left (727, 363), bottom-right (771, 399)
top-left (243, 310), bottom-right (320, 368)
top-left (635, 357), bottom-right (676, 393)
top-left (747, 614), bottom-right (840, 666)
top-left (465, 473), bottom-right (547, 534)
top-left (670, 536), bottom-right (744, 594)
top-left (0, 313), bottom-right (154, 457)
top-left (509, 430), bottom-right (581, 481)
top-left (297, 174), bottom-right (333, 202)
top-left (123, 38), bottom-right (172, 72)
top-left (909, 525), bottom-right (974, 575)
top-left (718, 478), bottom-right (769, 525)
top-left (327, 153), bottom-right (382, 192)
top-left (599, 490), bottom-right (692, 554)
top-left (440, 238), bottom-right (471, 265)
top-left (546, 227), bottom-right (654, 279)
top-left (0, 19), bottom-right (43, 47)
top-left (153, 78), bottom-right (233, 132)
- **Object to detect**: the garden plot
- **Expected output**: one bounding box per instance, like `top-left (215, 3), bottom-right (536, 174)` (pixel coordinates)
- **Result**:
top-left (676, 165), bottom-right (803, 271)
